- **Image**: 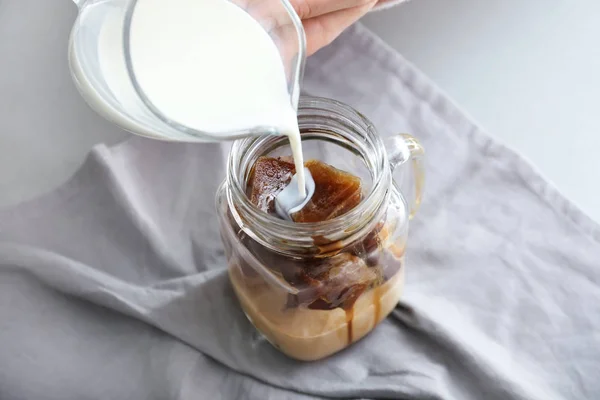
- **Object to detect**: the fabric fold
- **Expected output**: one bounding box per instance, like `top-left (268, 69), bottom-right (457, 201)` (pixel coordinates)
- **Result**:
top-left (1, 22), bottom-right (599, 400)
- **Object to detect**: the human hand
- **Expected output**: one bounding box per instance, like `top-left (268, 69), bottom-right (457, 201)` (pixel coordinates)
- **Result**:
top-left (291, 0), bottom-right (377, 55)
top-left (238, 0), bottom-right (377, 56)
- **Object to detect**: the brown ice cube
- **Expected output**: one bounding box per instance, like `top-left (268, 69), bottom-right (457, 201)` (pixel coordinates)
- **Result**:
top-left (247, 157), bottom-right (362, 220)
top-left (292, 159), bottom-right (362, 223)
top-left (305, 253), bottom-right (382, 310)
top-left (349, 221), bottom-right (387, 266)
top-left (284, 253), bottom-right (382, 310)
top-left (247, 156), bottom-right (296, 213)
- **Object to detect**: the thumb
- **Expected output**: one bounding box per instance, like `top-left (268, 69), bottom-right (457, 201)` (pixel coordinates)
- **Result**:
top-left (302, 0), bottom-right (376, 55)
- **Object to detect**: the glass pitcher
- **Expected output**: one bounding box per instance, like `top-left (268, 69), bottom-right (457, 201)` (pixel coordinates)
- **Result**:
top-left (216, 97), bottom-right (425, 361)
top-left (68, 0), bottom-right (306, 141)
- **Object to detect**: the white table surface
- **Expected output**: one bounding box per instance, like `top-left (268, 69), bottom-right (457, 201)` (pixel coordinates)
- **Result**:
top-left (363, 0), bottom-right (600, 222)
top-left (1, 0), bottom-right (599, 222)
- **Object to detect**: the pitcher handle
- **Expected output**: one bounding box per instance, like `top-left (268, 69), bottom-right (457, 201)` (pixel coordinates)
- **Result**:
top-left (385, 134), bottom-right (425, 219)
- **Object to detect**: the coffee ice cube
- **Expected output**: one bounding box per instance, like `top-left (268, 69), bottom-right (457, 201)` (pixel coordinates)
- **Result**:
top-left (247, 157), bottom-right (362, 221)
top-left (292, 160), bottom-right (362, 223)
top-left (288, 253), bottom-right (382, 310)
top-left (247, 156), bottom-right (296, 213)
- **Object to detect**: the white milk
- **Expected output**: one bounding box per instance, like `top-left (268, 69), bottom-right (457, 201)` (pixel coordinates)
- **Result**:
top-left (125, 0), bottom-right (306, 196)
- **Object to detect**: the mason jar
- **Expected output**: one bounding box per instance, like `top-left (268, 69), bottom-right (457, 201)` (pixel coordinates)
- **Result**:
top-left (216, 97), bottom-right (424, 361)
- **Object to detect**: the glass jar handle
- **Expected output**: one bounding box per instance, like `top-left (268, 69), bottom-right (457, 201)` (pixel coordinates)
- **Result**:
top-left (385, 134), bottom-right (425, 219)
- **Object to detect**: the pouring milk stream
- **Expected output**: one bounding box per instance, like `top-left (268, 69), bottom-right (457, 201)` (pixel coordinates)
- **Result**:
top-left (70, 0), bottom-right (311, 205)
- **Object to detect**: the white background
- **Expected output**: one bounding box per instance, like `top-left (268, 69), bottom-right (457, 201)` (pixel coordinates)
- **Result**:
top-left (364, 0), bottom-right (600, 221)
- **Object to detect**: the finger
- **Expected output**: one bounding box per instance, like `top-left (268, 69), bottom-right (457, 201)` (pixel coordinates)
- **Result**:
top-left (290, 0), bottom-right (374, 20)
top-left (241, 0), bottom-right (373, 33)
top-left (270, 23), bottom-right (304, 79)
top-left (303, 0), bottom-right (376, 55)
top-left (244, 0), bottom-right (295, 31)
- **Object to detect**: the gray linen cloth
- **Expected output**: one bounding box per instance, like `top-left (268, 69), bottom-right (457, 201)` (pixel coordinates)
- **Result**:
top-left (1, 19), bottom-right (599, 400)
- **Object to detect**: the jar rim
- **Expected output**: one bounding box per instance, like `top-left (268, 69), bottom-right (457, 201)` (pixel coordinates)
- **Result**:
top-left (226, 96), bottom-right (392, 252)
